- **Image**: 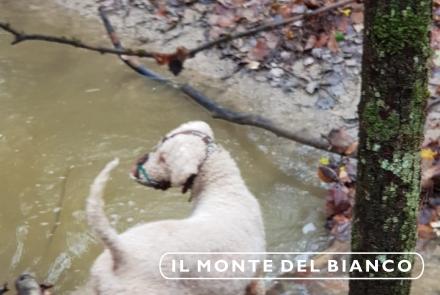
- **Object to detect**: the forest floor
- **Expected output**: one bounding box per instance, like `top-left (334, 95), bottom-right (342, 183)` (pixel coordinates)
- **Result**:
top-left (54, 0), bottom-right (440, 148)
top-left (54, 0), bottom-right (364, 142)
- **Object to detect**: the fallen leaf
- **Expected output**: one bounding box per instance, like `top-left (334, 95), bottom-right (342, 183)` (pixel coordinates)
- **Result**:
top-left (418, 207), bottom-right (436, 224)
top-left (421, 164), bottom-right (440, 190)
top-left (326, 184), bottom-right (351, 216)
top-left (421, 148), bottom-right (437, 160)
top-left (351, 11), bottom-right (364, 24)
top-left (327, 128), bottom-right (355, 154)
top-left (278, 4), bottom-right (292, 18)
top-left (431, 28), bottom-right (440, 49)
top-left (156, 3), bottom-right (168, 17)
top-left (344, 141), bottom-right (358, 155)
top-left (315, 32), bottom-right (329, 48)
top-left (418, 224), bottom-right (436, 239)
top-left (335, 31), bottom-right (345, 42)
top-left (247, 38), bottom-right (270, 61)
top-left (283, 28), bottom-right (295, 40)
top-left (318, 166), bottom-right (339, 183)
top-left (264, 32), bottom-right (280, 49)
top-left (304, 35), bottom-right (317, 51)
top-left (341, 8), bottom-right (351, 16)
top-left (330, 214), bottom-right (352, 241)
top-left (337, 14), bottom-right (350, 32)
top-left (319, 157), bottom-right (330, 165)
top-left (339, 166), bottom-right (351, 183)
top-left (304, 0), bottom-right (320, 9)
top-left (217, 14), bottom-right (236, 28)
top-left (327, 31), bottom-right (340, 53)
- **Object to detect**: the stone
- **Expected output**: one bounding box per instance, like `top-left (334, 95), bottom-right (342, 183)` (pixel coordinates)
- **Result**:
top-left (311, 48), bottom-right (323, 59)
top-left (282, 78), bottom-right (299, 92)
top-left (332, 55), bottom-right (344, 64)
top-left (291, 60), bottom-right (305, 77)
top-left (293, 20), bottom-right (303, 27)
top-left (345, 59), bottom-right (357, 67)
top-left (315, 90), bottom-right (336, 110)
top-left (280, 51), bottom-right (291, 61)
top-left (306, 81), bottom-right (318, 94)
top-left (247, 61), bottom-right (260, 70)
top-left (354, 37), bottom-right (363, 45)
top-left (303, 57), bottom-right (315, 66)
top-left (270, 79), bottom-right (281, 87)
top-left (321, 71), bottom-right (342, 86)
top-left (270, 67), bottom-right (284, 78)
top-left (292, 4), bottom-right (306, 14)
top-left (254, 74), bottom-right (267, 82)
top-left (328, 83), bottom-right (346, 97)
top-left (353, 24), bottom-right (364, 33)
top-left (302, 223), bottom-right (317, 234)
top-left (307, 64), bottom-right (321, 80)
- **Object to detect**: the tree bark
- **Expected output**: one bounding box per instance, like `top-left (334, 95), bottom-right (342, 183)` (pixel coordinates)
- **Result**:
top-left (349, 1), bottom-right (431, 295)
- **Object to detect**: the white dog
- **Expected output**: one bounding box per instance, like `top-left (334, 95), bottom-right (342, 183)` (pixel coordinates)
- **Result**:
top-left (86, 121), bottom-right (266, 295)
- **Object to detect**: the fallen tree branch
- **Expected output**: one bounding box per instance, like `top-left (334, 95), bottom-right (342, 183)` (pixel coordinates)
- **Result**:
top-left (0, 22), bottom-right (154, 57)
top-left (98, 8), bottom-right (344, 156)
top-left (0, 0), bottom-right (355, 72)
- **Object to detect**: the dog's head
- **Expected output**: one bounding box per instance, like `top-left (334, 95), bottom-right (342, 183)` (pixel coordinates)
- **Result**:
top-left (131, 121), bottom-right (215, 193)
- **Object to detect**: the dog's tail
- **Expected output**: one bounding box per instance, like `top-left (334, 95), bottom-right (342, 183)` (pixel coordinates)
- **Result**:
top-left (87, 158), bottom-right (125, 269)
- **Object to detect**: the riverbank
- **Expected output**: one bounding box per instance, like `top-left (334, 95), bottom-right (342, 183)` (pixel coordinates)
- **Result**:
top-left (53, 0), bottom-right (363, 154)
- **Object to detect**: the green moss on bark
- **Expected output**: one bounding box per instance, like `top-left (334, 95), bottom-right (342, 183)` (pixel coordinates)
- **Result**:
top-left (349, 1), bottom-right (430, 294)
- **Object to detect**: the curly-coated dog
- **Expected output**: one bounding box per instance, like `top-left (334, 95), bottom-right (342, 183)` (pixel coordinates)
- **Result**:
top-left (86, 121), bottom-right (266, 295)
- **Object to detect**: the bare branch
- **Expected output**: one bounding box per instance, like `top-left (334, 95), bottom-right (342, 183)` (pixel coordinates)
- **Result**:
top-left (98, 8), bottom-right (344, 156)
top-left (0, 21), bottom-right (157, 57)
top-left (0, 0), bottom-right (356, 67)
top-left (179, 85), bottom-right (334, 152)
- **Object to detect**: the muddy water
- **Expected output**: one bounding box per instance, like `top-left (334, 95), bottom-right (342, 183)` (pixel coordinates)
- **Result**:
top-left (0, 1), bottom-right (328, 293)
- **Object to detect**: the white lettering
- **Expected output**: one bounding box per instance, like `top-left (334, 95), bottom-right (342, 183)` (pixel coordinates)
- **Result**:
top-left (382, 260), bottom-right (394, 272)
top-left (328, 260), bottom-right (338, 272)
top-left (198, 260), bottom-right (211, 272)
top-left (214, 260), bottom-right (228, 272)
top-left (281, 260), bottom-right (294, 272)
top-left (297, 260), bottom-right (307, 272)
top-left (398, 260), bottom-right (412, 272)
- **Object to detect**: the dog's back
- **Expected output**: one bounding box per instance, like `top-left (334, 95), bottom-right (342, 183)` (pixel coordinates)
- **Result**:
top-left (86, 122), bottom-right (265, 295)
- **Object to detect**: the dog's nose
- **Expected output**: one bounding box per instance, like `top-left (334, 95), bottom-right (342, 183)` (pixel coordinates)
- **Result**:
top-left (131, 153), bottom-right (150, 179)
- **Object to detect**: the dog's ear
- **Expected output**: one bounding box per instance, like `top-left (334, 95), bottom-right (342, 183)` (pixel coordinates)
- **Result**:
top-left (162, 141), bottom-right (205, 189)
top-left (169, 152), bottom-right (201, 188)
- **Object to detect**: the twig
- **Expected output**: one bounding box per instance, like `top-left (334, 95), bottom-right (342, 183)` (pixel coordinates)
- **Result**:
top-left (48, 167), bottom-right (71, 240)
top-left (99, 8), bottom-right (344, 155)
top-left (40, 167), bottom-right (72, 265)
top-left (0, 22), bottom-right (156, 57)
top-left (0, 0), bottom-right (355, 65)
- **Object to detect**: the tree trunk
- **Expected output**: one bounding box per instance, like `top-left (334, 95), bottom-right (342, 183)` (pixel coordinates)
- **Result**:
top-left (349, 1), bottom-right (431, 295)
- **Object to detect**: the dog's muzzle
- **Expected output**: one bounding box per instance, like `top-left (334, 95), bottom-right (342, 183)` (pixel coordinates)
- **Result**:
top-left (130, 153), bottom-right (171, 190)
